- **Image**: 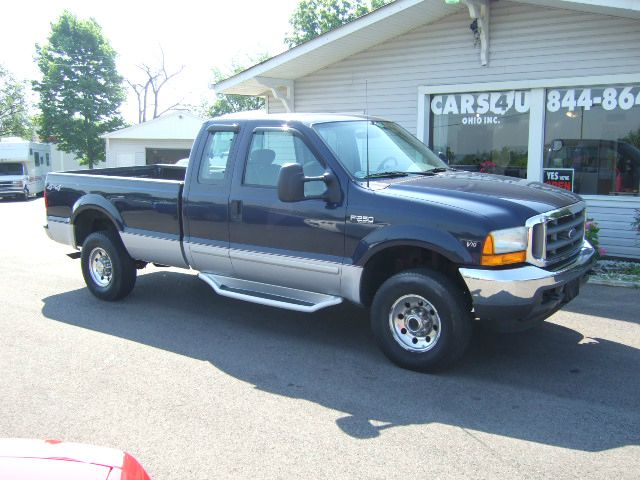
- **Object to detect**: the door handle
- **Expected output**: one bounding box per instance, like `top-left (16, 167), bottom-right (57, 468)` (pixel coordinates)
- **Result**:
top-left (230, 199), bottom-right (242, 221)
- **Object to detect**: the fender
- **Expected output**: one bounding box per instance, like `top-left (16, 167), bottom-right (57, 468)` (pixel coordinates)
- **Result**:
top-left (70, 194), bottom-right (125, 231)
top-left (352, 224), bottom-right (474, 267)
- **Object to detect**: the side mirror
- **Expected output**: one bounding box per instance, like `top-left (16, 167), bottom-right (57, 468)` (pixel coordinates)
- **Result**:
top-left (277, 163), bottom-right (306, 202)
top-left (277, 163), bottom-right (341, 204)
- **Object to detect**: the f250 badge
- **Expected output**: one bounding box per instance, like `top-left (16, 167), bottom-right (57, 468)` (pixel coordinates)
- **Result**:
top-left (349, 215), bottom-right (375, 224)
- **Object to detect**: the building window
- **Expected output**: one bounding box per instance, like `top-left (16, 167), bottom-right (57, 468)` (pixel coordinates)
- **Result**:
top-left (430, 90), bottom-right (530, 178)
top-left (544, 85), bottom-right (640, 195)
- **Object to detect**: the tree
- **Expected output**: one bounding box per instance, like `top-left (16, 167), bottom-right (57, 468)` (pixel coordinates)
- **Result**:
top-left (33, 11), bottom-right (125, 169)
top-left (126, 48), bottom-right (185, 123)
top-left (201, 55), bottom-right (269, 118)
top-left (285, 0), bottom-right (391, 48)
top-left (0, 65), bottom-right (31, 138)
top-left (622, 128), bottom-right (640, 149)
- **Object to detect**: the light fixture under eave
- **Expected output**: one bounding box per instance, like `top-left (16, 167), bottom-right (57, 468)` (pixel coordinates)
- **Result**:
top-left (445, 0), bottom-right (461, 4)
top-left (566, 111), bottom-right (578, 118)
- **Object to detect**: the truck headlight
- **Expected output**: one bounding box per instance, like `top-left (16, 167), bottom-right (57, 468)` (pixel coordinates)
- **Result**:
top-left (12, 180), bottom-right (24, 187)
top-left (481, 226), bottom-right (528, 266)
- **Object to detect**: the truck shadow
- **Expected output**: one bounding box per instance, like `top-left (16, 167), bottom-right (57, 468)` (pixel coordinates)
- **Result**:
top-left (41, 271), bottom-right (640, 451)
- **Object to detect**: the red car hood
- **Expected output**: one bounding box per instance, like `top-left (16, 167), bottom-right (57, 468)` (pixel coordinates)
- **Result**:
top-left (0, 439), bottom-right (150, 480)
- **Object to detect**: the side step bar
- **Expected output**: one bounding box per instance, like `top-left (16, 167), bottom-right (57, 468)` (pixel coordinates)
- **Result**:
top-left (198, 273), bottom-right (343, 313)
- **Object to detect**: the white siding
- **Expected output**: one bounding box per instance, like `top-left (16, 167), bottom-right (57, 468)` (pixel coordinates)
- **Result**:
top-left (105, 139), bottom-right (194, 167)
top-left (284, 1), bottom-right (640, 134)
top-left (585, 196), bottom-right (640, 259)
top-left (50, 145), bottom-right (85, 172)
top-left (266, 92), bottom-right (287, 115)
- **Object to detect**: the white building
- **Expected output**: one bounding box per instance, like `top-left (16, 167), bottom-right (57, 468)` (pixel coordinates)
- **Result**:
top-left (214, 0), bottom-right (640, 259)
top-left (102, 111), bottom-right (205, 167)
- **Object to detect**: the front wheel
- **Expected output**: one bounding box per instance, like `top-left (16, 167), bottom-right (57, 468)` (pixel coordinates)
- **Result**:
top-left (81, 231), bottom-right (137, 301)
top-left (370, 268), bottom-right (472, 372)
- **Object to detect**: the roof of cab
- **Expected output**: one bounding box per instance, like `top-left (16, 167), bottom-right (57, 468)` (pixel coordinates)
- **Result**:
top-left (208, 111), bottom-right (383, 126)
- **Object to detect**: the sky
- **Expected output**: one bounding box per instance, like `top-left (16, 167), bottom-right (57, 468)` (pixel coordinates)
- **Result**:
top-left (0, 0), bottom-right (301, 122)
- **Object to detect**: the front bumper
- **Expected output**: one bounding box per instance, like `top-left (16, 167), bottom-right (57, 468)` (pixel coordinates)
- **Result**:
top-left (0, 187), bottom-right (25, 197)
top-left (459, 240), bottom-right (595, 332)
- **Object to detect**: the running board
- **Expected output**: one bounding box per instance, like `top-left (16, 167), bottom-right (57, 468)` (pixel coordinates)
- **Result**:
top-left (198, 273), bottom-right (343, 313)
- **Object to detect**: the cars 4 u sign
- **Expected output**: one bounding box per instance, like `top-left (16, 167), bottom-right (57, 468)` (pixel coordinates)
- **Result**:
top-left (543, 168), bottom-right (574, 191)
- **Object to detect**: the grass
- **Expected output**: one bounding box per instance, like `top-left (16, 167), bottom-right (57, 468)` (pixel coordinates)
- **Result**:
top-left (590, 259), bottom-right (640, 285)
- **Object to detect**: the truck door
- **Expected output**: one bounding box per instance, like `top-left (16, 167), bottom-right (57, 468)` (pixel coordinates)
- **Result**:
top-left (228, 127), bottom-right (346, 295)
top-left (183, 126), bottom-right (239, 275)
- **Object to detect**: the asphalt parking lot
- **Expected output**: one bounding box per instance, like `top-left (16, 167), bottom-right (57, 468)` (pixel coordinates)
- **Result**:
top-left (1, 197), bottom-right (639, 479)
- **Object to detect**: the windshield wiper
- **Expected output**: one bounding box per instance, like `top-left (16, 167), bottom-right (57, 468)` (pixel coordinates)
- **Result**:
top-left (428, 167), bottom-right (452, 173)
top-left (361, 171), bottom-right (409, 179)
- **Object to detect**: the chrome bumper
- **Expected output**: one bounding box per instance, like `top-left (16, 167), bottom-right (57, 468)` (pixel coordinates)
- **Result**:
top-left (459, 240), bottom-right (595, 331)
top-left (44, 216), bottom-right (76, 248)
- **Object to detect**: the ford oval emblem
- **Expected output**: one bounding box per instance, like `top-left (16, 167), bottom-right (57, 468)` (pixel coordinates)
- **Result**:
top-left (567, 227), bottom-right (577, 239)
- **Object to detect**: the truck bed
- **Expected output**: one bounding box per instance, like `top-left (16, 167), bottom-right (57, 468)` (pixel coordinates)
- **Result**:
top-left (46, 165), bottom-right (186, 246)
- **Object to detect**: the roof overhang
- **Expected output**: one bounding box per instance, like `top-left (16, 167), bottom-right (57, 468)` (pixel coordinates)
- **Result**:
top-left (213, 0), bottom-right (640, 97)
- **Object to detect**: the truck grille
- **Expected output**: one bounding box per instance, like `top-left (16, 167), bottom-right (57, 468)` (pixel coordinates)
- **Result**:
top-left (527, 202), bottom-right (586, 267)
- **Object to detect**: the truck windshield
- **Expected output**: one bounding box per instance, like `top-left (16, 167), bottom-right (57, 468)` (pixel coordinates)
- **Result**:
top-left (0, 163), bottom-right (24, 176)
top-left (313, 120), bottom-right (448, 179)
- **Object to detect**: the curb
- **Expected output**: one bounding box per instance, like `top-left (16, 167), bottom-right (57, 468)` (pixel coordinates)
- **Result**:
top-left (587, 276), bottom-right (640, 288)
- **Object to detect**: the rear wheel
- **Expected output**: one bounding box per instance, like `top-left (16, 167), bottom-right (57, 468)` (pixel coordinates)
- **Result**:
top-left (81, 231), bottom-right (136, 301)
top-left (370, 268), bottom-right (472, 372)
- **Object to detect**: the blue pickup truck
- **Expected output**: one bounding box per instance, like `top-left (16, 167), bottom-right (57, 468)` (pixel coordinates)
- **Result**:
top-left (44, 113), bottom-right (595, 371)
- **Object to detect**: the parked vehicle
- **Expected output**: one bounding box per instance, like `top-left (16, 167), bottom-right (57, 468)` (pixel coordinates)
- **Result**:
top-left (0, 438), bottom-right (150, 479)
top-left (0, 138), bottom-right (52, 200)
top-left (44, 114), bottom-right (594, 371)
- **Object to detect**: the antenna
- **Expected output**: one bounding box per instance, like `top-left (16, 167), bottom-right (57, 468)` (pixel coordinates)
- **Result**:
top-left (365, 80), bottom-right (370, 188)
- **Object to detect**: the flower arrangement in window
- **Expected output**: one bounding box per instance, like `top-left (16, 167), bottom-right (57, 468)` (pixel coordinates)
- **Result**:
top-left (479, 160), bottom-right (497, 173)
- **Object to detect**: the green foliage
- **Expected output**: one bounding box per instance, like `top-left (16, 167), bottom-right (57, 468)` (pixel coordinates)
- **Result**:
top-left (33, 11), bottom-right (125, 168)
top-left (201, 55), bottom-right (269, 118)
top-left (0, 65), bottom-right (32, 138)
top-left (622, 128), bottom-right (640, 149)
top-left (585, 219), bottom-right (605, 259)
top-left (633, 208), bottom-right (640, 246)
top-left (285, 0), bottom-right (391, 48)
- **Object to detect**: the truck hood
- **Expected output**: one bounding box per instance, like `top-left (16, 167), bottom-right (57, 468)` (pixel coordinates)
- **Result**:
top-left (373, 171), bottom-right (581, 217)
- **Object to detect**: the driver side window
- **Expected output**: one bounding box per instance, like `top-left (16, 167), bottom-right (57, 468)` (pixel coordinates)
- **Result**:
top-left (244, 130), bottom-right (325, 194)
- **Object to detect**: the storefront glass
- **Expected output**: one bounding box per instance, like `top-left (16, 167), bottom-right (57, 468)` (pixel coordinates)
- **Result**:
top-left (544, 85), bottom-right (640, 195)
top-left (430, 90), bottom-right (530, 178)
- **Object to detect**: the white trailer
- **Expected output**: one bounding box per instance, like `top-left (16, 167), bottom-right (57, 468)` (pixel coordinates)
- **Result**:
top-left (0, 138), bottom-right (52, 200)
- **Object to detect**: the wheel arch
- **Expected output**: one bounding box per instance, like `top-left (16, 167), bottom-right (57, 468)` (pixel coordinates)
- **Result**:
top-left (70, 195), bottom-right (124, 248)
top-left (358, 242), bottom-right (472, 309)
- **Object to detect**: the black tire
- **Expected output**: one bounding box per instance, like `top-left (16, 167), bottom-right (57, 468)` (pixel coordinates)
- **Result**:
top-left (81, 231), bottom-right (136, 301)
top-left (370, 268), bottom-right (472, 372)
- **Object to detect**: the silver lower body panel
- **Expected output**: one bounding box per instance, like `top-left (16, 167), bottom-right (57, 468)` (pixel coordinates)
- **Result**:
top-left (120, 231), bottom-right (189, 268)
top-left (45, 217), bottom-right (76, 248)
